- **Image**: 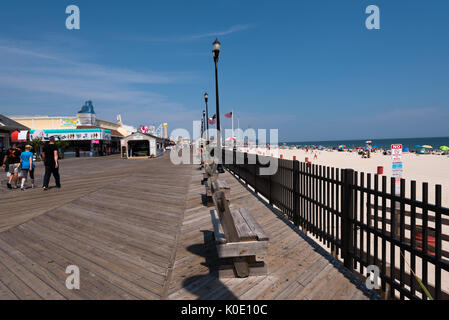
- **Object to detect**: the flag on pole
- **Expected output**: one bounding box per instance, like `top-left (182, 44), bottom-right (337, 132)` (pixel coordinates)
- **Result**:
top-left (224, 111), bottom-right (233, 118)
top-left (208, 114), bottom-right (216, 125)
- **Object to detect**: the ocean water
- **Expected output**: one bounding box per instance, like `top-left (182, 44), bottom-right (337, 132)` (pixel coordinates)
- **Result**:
top-left (283, 137), bottom-right (449, 151)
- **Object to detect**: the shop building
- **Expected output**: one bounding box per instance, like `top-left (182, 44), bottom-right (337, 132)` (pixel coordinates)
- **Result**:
top-left (30, 128), bottom-right (112, 157)
top-left (0, 114), bottom-right (30, 164)
top-left (9, 101), bottom-right (136, 157)
top-left (121, 132), bottom-right (170, 159)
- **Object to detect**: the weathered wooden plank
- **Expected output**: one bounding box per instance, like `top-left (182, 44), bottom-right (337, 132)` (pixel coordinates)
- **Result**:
top-left (0, 259), bottom-right (40, 300)
top-left (2, 228), bottom-right (137, 300)
top-left (239, 208), bottom-right (270, 241)
top-left (0, 246), bottom-right (65, 300)
top-left (212, 192), bottom-right (240, 243)
top-left (230, 209), bottom-right (257, 241)
top-left (210, 210), bottom-right (226, 244)
top-left (216, 241), bottom-right (268, 258)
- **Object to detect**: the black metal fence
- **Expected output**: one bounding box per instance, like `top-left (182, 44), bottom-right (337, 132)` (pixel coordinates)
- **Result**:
top-left (222, 149), bottom-right (449, 300)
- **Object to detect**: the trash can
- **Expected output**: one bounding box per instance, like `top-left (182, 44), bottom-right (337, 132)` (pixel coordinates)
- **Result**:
top-left (377, 166), bottom-right (383, 174)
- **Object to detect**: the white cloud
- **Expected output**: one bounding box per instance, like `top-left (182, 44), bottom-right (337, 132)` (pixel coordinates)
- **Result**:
top-left (139, 24), bottom-right (253, 43)
top-left (0, 40), bottom-right (196, 127)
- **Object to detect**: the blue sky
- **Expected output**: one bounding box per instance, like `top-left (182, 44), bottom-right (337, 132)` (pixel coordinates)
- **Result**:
top-left (0, 0), bottom-right (448, 142)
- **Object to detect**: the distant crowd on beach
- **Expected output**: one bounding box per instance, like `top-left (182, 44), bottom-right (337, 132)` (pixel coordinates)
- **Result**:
top-left (277, 145), bottom-right (449, 157)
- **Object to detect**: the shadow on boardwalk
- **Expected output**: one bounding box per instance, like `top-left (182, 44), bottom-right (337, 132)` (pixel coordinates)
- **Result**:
top-left (182, 230), bottom-right (238, 300)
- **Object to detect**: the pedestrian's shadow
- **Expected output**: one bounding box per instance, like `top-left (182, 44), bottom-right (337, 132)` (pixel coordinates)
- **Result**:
top-left (181, 229), bottom-right (238, 300)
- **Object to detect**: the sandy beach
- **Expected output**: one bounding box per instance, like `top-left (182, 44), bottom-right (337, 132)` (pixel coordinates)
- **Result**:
top-left (235, 146), bottom-right (449, 296)
top-left (243, 147), bottom-right (449, 208)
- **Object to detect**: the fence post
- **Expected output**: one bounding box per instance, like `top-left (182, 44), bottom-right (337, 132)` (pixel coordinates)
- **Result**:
top-left (341, 168), bottom-right (355, 271)
top-left (244, 153), bottom-right (248, 185)
top-left (233, 147), bottom-right (236, 174)
top-left (293, 160), bottom-right (299, 226)
top-left (269, 173), bottom-right (273, 205)
top-left (254, 154), bottom-right (258, 195)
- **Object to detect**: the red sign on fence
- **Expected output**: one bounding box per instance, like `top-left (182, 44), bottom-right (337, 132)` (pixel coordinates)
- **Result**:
top-left (391, 144), bottom-right (403, 163)
top-left (391, 144), bottom-right (403, 195)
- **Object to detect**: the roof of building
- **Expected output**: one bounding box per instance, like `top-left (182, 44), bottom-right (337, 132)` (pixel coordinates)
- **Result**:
top-left (0, 114), bottom-right (29, 131)
top-left (122, 131), bottom-right (166, 141)
top-left (77, 125), bottom-right (123, 137)
top-left (78, 101), bottom-right (96, 114)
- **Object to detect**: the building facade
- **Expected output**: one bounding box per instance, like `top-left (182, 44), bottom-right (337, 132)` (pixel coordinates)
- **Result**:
top-left (10, 101), bottom-right (135, 157)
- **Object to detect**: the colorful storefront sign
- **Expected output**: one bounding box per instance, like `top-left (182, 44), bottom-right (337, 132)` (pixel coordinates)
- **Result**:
top-left (60, 118), bottom-right (80, 127)
top-left (30, 129), bottom-right (111, 141)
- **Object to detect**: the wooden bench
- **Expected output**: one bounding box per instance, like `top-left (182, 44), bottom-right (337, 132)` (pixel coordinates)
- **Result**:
top-left (210, 191), bottom-right (269, 278)
top-left (201, 162), bottom-right (218, 185)
top-left (205, 177), bottom-right (230, 198)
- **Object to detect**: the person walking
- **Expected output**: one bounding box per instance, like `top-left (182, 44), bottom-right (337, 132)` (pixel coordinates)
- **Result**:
top-left (41, 137), bottom-right (61, 191)
top-left (19, 145), bottom-right (35, 190)
top-left (2, 144), bottom-right (21, 189)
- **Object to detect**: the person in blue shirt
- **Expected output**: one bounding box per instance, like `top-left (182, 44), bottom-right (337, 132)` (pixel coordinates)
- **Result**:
top-left (20, 145), bottom-right (35, 190)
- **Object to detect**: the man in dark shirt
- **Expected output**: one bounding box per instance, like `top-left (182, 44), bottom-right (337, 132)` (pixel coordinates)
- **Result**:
top-left (41, 136), bottom-right (61, 190)
top-left (2, 144), bottom-right (21, 189)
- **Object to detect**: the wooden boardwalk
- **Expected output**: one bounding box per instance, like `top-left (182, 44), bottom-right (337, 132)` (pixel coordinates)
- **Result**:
top-left (0, 154), bottom-right (377, 299)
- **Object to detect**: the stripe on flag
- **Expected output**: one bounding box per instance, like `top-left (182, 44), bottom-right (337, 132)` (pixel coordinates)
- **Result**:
top-left (208, 114), bottom-right (216, 125)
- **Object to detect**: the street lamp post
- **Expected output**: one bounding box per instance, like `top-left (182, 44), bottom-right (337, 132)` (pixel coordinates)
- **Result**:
top-left (212, 38), bottom-right (224, 173)
top-left (201, 111), bottom-right (205, 165)
top-left (202, 110), bottom-right (206, 138)
top-left (204, 93), bottom-right (209, 142)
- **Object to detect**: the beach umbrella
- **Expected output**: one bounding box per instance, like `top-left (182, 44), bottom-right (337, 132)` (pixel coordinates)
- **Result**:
top-left (366, 140), bottom-right (372, 144)
top-left (338, 145), bottom-right (346, 149)
top-left (415, 145), bottom-right (422, 148)
top-left (440, 146), bottom-right (449, 151)
top-left (422, 145), bottom-right (433, 149)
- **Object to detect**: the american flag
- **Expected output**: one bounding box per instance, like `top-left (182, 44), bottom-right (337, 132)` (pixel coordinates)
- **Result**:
top-left (208, 114), bottom-right (216, 125)
top-left (224, 111), bottom-right (233, 118)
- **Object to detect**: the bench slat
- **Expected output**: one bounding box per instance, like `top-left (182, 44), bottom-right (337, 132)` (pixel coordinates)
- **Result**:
top-left (239, 208), bottom-right (269, 241)
top-left (216, 240), bottom-right (268, 258)
top-left (217, 179), bottom-right (229, 189)
top-left (204, 162), bottom-right (218, 177)
top-left (211, 178), bottom-right (230, 198)
top-left (210, 210), bottom-right (227, 244)
top-left (212, 191), bottom-right (240, 243)
top-left (231, 209), bottom-right (258, 241)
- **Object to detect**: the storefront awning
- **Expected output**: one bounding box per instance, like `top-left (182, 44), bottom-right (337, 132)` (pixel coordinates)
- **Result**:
top-left (30, 128), bottom-right (111, 141)
top-left (11, 130), bottom-right (29, 143)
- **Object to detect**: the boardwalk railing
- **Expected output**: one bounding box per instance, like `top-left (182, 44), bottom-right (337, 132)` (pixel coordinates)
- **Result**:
top-left (222, 149), bottom-right (449, 300)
